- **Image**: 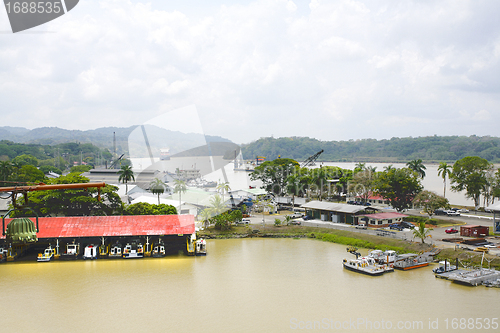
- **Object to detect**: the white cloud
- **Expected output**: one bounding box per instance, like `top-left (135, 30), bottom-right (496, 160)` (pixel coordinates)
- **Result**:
top-left (0, 0), bottom-right (499, 142)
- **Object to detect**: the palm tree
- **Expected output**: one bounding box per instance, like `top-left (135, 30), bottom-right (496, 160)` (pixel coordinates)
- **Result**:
top-left (209, 194), bottom-right (227, 216)
top-left (149, 178), bottom-right (169, 205)
top-left (216, 181), bottom-right (231, 202)
top-left (173, 179), bottom-right (187, 214)
top-left (406, 159), bottom-right (426, 179)
top-left (437, 162), bottom-right (452, 198)
top-left (117, 165), bottom-right (135, 195)
top-left (199, 208), bottom-right (212, 228)
top-left (0, 161), bottom-right (12, 182)
top-left (412, 221), bottom-right (432, 244)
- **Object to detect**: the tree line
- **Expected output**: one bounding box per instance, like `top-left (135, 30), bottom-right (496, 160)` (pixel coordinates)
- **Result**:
top-left (250, 156), bottom-right (500, 212)
top-left (241, 135), bottom-right (500, 163)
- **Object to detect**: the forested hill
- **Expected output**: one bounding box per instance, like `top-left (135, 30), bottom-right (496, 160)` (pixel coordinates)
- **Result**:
top-left (240, 136), bottom-right (500, 163)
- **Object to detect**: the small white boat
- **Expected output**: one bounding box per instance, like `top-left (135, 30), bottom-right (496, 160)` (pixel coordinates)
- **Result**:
top-left (37, 245), bottom-right (56, 262)
top-left (61, 242), bottom-right (80, 260)
top-left (123, 241), bottom-right (144, 259)
top-left (82, 244), bottom-right (98, 260)
top-left (109, 243), bottom-right (122, 258)
top-left (343, 257), bottom-right (390, 276)
top-left (195, 239), bottom-right (207, 256)
top-left (152, 240), bottom-right (166, 258)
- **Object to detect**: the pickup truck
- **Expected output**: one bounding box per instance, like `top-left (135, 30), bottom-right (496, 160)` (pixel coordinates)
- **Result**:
top-left (236, 218), bottom-right (250, 225)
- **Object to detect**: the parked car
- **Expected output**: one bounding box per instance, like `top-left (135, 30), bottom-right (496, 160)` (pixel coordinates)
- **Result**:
top-left (287, 219), bottom-right (301, 226)
top-left (236, 218), bottom-right (250, 225)
top-left (302, 215), bottom-right (313, 221)
top-left (389, 223), bottom-right (404, 231)
top-left (434, 209), bottom-right (447, 215)
top-left (288, 212), bottom-right (303, 219)
top-left (458, 208), bottom-right (469, 213)
top-left (445, 228), bottom-right (459, 234)
top-left (446, 210), bottom-right (460, 216)
top-left (399, 221), bottom-right (415, 229)
top-left (355, 223), bottom-right (367, 229)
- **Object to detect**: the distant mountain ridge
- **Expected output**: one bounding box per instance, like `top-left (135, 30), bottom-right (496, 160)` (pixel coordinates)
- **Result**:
top-left (0, 126), bottom-right (232, 156)
top-left (240, 135), bottom-right (500, 163)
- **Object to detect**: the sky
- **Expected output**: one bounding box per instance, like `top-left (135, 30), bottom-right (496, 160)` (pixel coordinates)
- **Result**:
top-left (1, 0), bottom-right (500, 145)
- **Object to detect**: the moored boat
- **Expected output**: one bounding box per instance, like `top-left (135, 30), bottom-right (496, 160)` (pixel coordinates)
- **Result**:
top-left (123, 241), bottom-right (144, 259)
top-left (343, 246), bottom-right (393, 276)
top-left (152, 240), bottom-right (166, 258)
top-left (394, 253), bottom-right (429, 270)
top-left (37, 245), bottom-right (56, 262)
top-left (195, 238), bottom-right (207, 255)
top-left (343, 257), bottom-right (389, 276)
top-left (109, 243), bottom-right (122, 258)
top-left (82, 244), bottom-right (98, 260)
top-left (60, 242), bottom-right (80, 260)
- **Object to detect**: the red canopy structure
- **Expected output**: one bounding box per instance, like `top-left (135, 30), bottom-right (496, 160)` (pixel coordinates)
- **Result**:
top-left (1, 215), bottom-right (195, 239)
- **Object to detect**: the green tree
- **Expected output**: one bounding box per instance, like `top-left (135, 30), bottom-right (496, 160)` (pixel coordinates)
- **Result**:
top-left (375, 167), bottom-right (423, 212)
top-left (437, 162), bottom-right (452, 198)
top-left (491, 169), bottom-right (500, 204)
top-left (0, 160), bottom-right (12, 183)
top-left (348, 168), bottom-right (376, 204)
top-left (199, 208), bottom-right (212, 228)
top-left (450, 156), bottom-right (492, 209)
top-left (413, 221), bottom-right (432, 244)
top-left (150, 178), bottom-right (169, 205)
top-left (406, 159), bottom-right (426, 179)
top-left (15, 165), bottom-right (46, 184)
top-left (39, 165), bottom-right (63, 175)
top-left (412, 190), bottom-right (449, 218)
top-left (250, 158), bottom-right (299, 196)
top-left (118, 165), bottom-right (135, 195)
top-left (12, 154), bottom-right (38, 167)
top-left (70, 165), bottom-right (92, 174)
top-left (173, 179), bottom-right (187, 213)
top-left (125, 202), bottom-right (176, 215)
top-left (208, 194), bottom-right (228, 216)
top-left (12, 173), bottom-right (123, 217)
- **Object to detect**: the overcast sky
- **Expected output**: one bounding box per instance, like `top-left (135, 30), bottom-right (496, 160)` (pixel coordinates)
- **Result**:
top-left (1, 0), bottom-right (500, 144)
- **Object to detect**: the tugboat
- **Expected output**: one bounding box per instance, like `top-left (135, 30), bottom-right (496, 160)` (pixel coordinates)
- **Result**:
top-left (152, 239), bottom-right (166, 258)
top-left (343, 246), bottom-right (393, 276)
top-left (123, 240), bottom-right (144, 259)
top-left (82, 244), bottom-right (98, 260)
top-left (37, 245), bottom-right (56, 262)
top-left (60, 242), bottom-right (80, 260)
top-left (109, 242), bottom-right (122, 258)
top-left (195, 238), bottom-right (207, 255)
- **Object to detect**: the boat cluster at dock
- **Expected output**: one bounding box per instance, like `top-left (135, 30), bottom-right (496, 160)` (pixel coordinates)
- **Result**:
top-left (343, 246), bottom-right (432, 276)
top-left (343, 246), bottom-right (500, 288)
top-left (34, 238), bottom-right (207, 262)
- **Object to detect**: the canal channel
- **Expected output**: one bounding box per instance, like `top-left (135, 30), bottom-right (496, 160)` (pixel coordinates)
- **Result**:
top-left (1, 238), bottom-right (498, 332)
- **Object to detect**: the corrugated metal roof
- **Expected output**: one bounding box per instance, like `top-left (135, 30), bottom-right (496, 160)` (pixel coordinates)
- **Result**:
top-left (301, 201), bottom-right (367, 214)
top-left (1, 215), bottom-right (195, 239)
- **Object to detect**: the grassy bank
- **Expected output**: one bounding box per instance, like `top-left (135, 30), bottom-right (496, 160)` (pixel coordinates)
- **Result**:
top-left (199, 225), bottom-right (500, 269)
top-left (199, 225), bottom-right (431, 253)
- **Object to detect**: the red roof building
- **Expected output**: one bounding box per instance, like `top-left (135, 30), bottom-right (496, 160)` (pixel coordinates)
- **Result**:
top-left (1, 215), bottom-right (195, 239)
top-left (359, 212), bottom-right (408, 227)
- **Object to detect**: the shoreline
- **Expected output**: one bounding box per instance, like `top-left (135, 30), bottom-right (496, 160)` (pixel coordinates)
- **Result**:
top-left (199, 225), bottom-right (500, 270)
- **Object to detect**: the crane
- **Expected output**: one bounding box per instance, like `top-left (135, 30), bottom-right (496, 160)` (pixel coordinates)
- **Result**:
top-left (301, 150), bottom-right (324, 167)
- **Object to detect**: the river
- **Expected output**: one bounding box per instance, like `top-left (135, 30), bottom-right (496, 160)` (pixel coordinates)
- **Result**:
top-left (1, 239), bottom-right (498, 332)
